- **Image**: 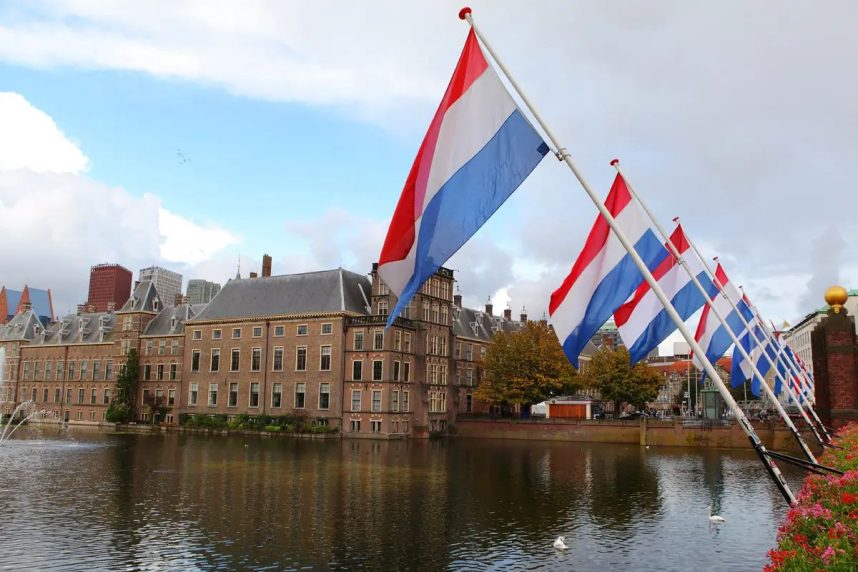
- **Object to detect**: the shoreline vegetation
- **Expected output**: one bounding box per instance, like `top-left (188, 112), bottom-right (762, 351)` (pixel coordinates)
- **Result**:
top-left (765, 423), bottom-right (858, 571)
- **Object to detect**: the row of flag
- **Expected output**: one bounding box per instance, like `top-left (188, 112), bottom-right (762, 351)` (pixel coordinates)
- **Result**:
top-left (375, 14), bottom-right (824, 441)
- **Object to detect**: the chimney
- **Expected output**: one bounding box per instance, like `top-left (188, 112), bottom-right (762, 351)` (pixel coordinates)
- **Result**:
top-left (262, 254), bottom-right (272, 277)
top-left (454, 293), bottom-right (462, 308)
top-left (485, 297), bottom-right (493, 316)
top-left (76, 303), bottom-right (85, 315)
top-left (107, 301), bottom-right (116, 313)
top-left (520, 306), bottom-right (527, 323)
top-left (174, 293), bottom-right (185, 306)
top-left (250, 271), bottom-right (258, 279)
top-left (503, 307), bottom-right (512, 321)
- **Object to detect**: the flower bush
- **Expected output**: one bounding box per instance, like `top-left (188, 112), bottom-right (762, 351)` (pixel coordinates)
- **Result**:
top-left (765, 422), bottom-right (858, 571)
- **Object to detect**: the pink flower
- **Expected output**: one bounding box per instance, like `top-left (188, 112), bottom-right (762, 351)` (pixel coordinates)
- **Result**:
top-left (821, 545), bottom-right (836, 564)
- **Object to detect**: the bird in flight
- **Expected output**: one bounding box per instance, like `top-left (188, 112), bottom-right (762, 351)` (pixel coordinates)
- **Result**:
top-left (177, 149), bottom-right (191, 165)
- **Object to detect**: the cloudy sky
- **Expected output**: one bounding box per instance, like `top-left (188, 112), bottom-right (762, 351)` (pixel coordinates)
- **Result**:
top-left (1, 1), bottom-right (856, 351)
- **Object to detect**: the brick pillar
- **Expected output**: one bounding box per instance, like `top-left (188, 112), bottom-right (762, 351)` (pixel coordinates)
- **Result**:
top-left (811, 308), bottom-right (858, 427)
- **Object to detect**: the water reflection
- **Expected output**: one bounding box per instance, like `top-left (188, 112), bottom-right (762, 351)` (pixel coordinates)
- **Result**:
top-left (0, 428), bottom-right (804, 571)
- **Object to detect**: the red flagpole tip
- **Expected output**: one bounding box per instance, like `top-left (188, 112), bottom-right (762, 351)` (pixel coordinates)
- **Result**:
top-left (458, 6), bottom-right (472, 20)
top-left (610, 158), bottom-right (619, 166)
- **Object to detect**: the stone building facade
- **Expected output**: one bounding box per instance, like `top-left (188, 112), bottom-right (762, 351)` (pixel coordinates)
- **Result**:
top-left (1, 264), bottom-right (524, 438)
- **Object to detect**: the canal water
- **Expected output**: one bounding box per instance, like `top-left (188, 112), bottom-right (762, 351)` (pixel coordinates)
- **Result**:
top-left (0, 426), bottom-right (803, 571)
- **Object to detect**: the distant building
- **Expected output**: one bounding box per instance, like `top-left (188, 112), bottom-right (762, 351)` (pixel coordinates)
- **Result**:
top-left (0, 285), bottom-right (54, 325)
top-left (591, 319), bottom-right (622, 349)
top-left (87, 263), bottom-right (132, 312)
top-left (138, 266), bottom-right (183, 308)
top-left (186, 280), bottom-right (221, 305)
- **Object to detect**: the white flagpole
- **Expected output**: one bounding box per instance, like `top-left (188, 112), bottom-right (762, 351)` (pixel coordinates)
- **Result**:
top-left (460, 7), bottom-right (797, 504)
top-left (610, 162), bottom-right (819, 463)
top-left (673, 224), bottom-right (827, 449)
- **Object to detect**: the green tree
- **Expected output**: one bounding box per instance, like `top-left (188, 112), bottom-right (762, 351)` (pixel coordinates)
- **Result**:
top-left (581, 346), bottom-right (663, 415)
top-left (106, 348), bottom-right (139, 423)
top-left (475, 321), bottom-right (578, 406)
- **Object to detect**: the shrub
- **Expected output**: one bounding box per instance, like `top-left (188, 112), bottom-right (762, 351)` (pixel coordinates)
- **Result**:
top-left (105, 402), bottom-right (132, 423)
top-left (765, 423), bottom-right (858, 571)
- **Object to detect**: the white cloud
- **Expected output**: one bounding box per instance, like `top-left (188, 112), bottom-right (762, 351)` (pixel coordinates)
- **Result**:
top-left (0, 93), bottom-right (241, 313)
top-left (0, 92), bottom-right (88, 173)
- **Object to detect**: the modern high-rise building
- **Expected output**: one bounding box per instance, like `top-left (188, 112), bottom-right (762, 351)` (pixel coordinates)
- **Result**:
top-left (186, 279), bottom-right (221, 305)
top-left (87, 263), bottom-right (132, 313)
top-left (138, 266), bottom-right (183, 308)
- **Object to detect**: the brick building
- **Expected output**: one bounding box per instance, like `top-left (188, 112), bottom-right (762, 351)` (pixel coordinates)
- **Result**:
top-left (86, 263), bottom-right (133, 312)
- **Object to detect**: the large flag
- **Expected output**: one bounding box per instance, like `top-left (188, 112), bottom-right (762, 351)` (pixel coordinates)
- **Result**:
top-left (549, 175), bottom-right (668, 368)
top-left (377, 30), bottom-right (549, 325)
top-left (730, 322), bottom-right (775, 396)
top-left (614, 222), bottom-right (717, 363)
top-left (692, 264), bottom-right (754, 371)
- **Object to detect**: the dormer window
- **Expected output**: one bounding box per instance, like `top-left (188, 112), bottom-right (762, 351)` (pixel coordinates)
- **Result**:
top-left (170, 317), bottom-right (177, 330)
top-left (153, 297), bottom-right (160, 312)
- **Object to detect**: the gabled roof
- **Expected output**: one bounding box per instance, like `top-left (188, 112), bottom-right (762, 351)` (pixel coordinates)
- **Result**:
top-left (143, 303), bottom-right (206, 336)
top-left (452, 306), bottom-right (521, 342)
top-left (0, 309), bottom-right (42, 341)
top-left (119, 280), bottom-right (161, 313)
top-left (191, 268), bottom-right (371, 322)
top-left (31, 312), bottom-right (116, 345)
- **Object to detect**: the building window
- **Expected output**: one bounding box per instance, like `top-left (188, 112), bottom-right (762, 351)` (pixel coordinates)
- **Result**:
top-left (103, 388), bottom-right (111, 405)
top-left (456, 343), bottom-right (461, 359)
top-left (191, 350), bottom-right (201, 372)
top-left (212, 329), bottom-right (222, 340)
top-left (392, 390), bottom-right (400, 412)
top-left (168, 389), bottom-right (175, 406)
top-left (354, 330), bottom-right (364, 350)
top-left (440, 337), bottom-right (447, 356)
top-left (66, 388), bottom-right (72, 404)
top-left (54, 387), bottom-right (61, 404)
top-left (352, 390), bottom-right (362, 412)
top-left (121, 339), bottom-right (131, 355)
top-left (78, 388), bottom-right (85, 404)
top-left (210, 349), bottom-right (220, 372)
top-left (92, 360), bottom-right (100, 381)
top-left (440, 306), bottom-right (448, 325)
top-left (23, 361), bottom-right (30, 381)
top-left (466, 394), bottom-right (473, 413)
top-left (403, 390), bottom-right (410, 412)
top-left (171, 339), bottom-right (179, 355)
top-left (393, 361), bottom-right (400, 382)
top-left (370, 420), bottom-right (382, 433)
top-left (350, 420), bottom-right (360, 432)
top-left (105, 360), bottom-right (113, 380)
top-left (394, 331), bottom-right (401, 351)
top-left (123, 316), bottom-right (133, 331)
top-left (232, 327), bottom-right (241, 339)
top-left (273, 347), bottom-right (284, 371)
top-left (319, 383), bottom-right (330, 410)
top-left (296, 346), bottom-right (308, 371)
top-left (427, 363), bottom-right (437, 384)
top-left (169, 363), bottom-right (177, 380)
top-left (158, 340), bottom-right (166, 355)
top-left (353, 360), bottom-right (362, 381)
top-left (252, 326), bottom-right (262, 338)
top-left (249, 383), bottom-right (260, 407)
top-left (193, 330), bottom-right (202, 340)
top-left (373, 360), bottom-right (383, 381)
top-left (251, 348), bottom-right (262, 371)
top-left (403, 362), bottom-right (411, 383)
top-left (480, 346), bottom-right (486, 359)
top-left (230, 348), bottom-right (240, 371)
top-left (378, 300), bottom-right (388, 316)
top-left (439, 364), bottom-right (447, 385)
top-left (145, 340), bottom-right (153, 355)
top-left (297, 324), bottom-right (308, 336)
top-left (466, 344), bottom-right (473, 361)
top-left (319, 346), bottom-right (331, 371)
top-left (68, 361), bottom-right (75, 381)
top-left (90, 388), bottom-right (97, 405)
top-left (228, 382), bottom-right (238, 407)
top-left (272, 383), bottom-right (282, 408)
top-left (321, 323), bottom-right (333, 335)
top-left (42, 387), bottom-right (48, 403)
top-left (45, 361), bottom-right (53, 381)
top-left (208, 383), bottom-right (218, 406)
top-left (144, 364), bottom-right (152, 381)
top-left (142, 388), bottom-right (150, 405)
top-left (157, 364), bottom-right (164, 381)
top-left (404, 333), bottom-right (412, 353)
top-left (423, 301), bottom-right (430, 321)
top-left (34, 361), bottom-right (41, 381)
top-left (432, 303), bottom-right (439, 323)
top-left (274, 325), bottom-right (285, 337)
top-left (295, 383), bottom-right (306, 408)
top-left (155, 389), bottom-right (163, 405)
top-left (372, 390), bottom-right (382, 412)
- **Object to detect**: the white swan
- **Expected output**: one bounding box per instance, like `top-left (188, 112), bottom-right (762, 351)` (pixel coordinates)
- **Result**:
top-left (708, 505), bottom-right (725, 524)
top-left (553, 536), bottom-right (568, 550)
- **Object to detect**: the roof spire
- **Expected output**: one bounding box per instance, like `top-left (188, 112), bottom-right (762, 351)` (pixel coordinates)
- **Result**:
top-left (235, 255), bottom-right (242, 280)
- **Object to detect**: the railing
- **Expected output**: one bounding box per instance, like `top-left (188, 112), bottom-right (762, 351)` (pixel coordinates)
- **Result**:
top-left (347, 315), bottom-right (415, 329)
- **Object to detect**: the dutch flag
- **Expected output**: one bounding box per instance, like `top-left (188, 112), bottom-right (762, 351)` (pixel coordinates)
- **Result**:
top-left (692, 264), bottom-right (754, 371)
top-left (614, 222), bottom-right (717, 364)
top-left (549, 174), bottom-right (668, 368)
top-left (377, 30), bottom-right (549, 325)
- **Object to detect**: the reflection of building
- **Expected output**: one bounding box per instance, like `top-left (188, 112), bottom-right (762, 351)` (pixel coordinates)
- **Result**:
top-left (138, 266), bottom-right (183, 308)
top-left (186, 280), bottom-right (221, 305)
top-left (87, 263), bottom-right (132, 312)
top-left (785, 289), bottom-right (858, 376)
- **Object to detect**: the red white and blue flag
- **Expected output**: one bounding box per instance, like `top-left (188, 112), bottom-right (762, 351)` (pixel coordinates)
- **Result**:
top-left (377, 30), bottom-right (549, 325)
top-left (614, 222), bottom-right (717, 363)
top-left (549, 174), bottom-right (668, 368)
top-left (692, 263), bottom-right (754, 371)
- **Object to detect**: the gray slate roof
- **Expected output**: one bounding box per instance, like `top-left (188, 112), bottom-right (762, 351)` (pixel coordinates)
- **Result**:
top-left (452, 306), bottom-right (521, 342)
top-left (119, 280), bottom-right (161, 313)
top-left (143, 303), bottom-right (206, 336)
top-left (0, 309), bottom-right (42, 341)
top-left (32, 312), bottom-right (116, 345)
top-left (191, 269), bottom-right (371, 322)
